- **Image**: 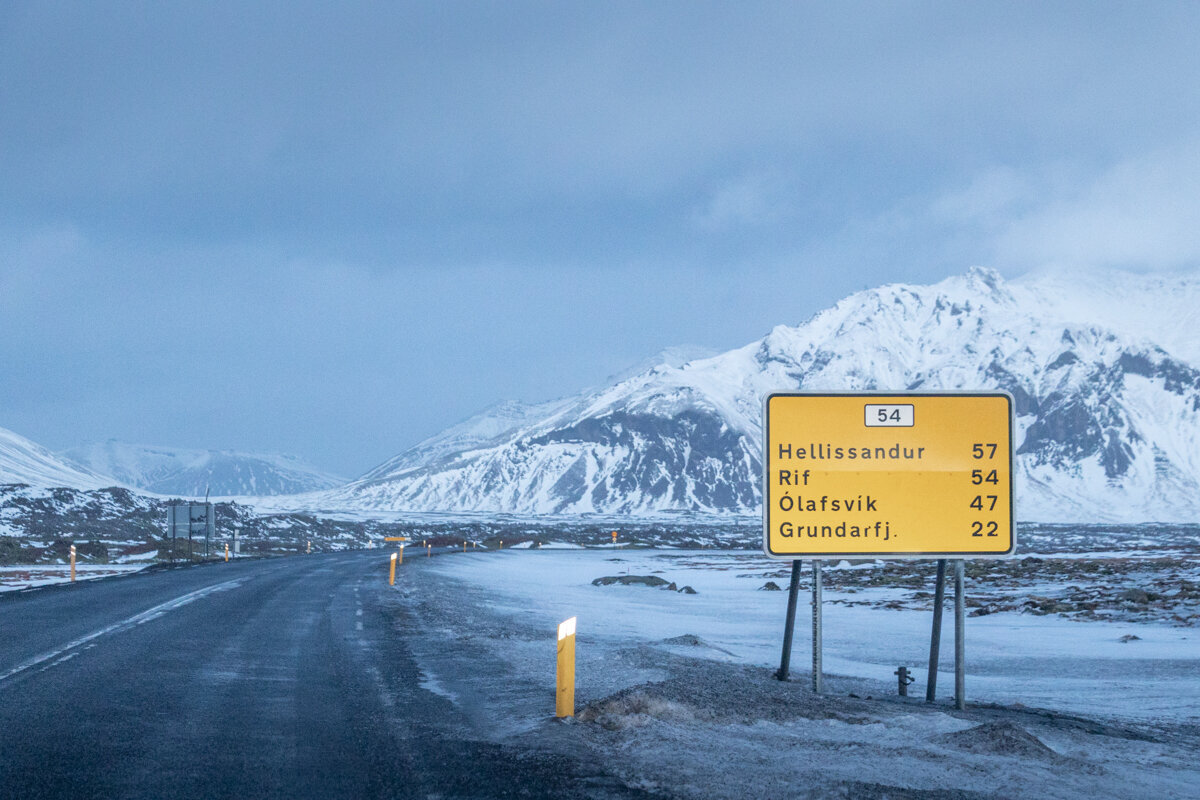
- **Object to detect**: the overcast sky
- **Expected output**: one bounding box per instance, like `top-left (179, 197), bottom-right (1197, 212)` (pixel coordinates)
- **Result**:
top-left (4, 1), bottom-right (1200, 477)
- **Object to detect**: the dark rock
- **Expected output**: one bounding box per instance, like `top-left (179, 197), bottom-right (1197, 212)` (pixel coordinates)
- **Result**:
top-left (760, 581), bottom-right (782, 591)
top-left (592, 575), bottom-right (671, 588)
top-left (1120, 588), bottom-right (1151, 604)
top-left (936, 721), bottom-right (1058, 758)
top-left (663, 634), bottom-right (704, 646)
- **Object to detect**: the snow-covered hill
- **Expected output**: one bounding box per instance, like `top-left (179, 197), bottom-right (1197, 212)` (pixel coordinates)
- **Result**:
top-left (0, 427), bottom-right (115, 490)
top-left (62, 441), bottom-right (343, 498)
top-left (1012, 267), bottom-right (1200, 366)
top-left (309, 267), bottom-right (1200, 522)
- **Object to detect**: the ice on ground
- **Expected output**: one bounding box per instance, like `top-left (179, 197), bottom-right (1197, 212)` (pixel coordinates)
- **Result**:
top-left (417, 549), bottom-right (1198, 724)
top-left (391, 548), bottom-right (1200, 800)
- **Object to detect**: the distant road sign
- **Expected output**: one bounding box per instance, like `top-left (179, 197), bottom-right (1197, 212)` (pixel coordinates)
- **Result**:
top-left (763, 393), bottom-right (1014, 559)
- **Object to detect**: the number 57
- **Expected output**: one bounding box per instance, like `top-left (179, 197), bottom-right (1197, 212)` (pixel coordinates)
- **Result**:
top-left (972, 443), bottom-right (997, 459)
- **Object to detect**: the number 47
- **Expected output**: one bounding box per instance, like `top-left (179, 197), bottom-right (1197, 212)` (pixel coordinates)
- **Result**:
top-left (970, 495), bottom-right (998, 511)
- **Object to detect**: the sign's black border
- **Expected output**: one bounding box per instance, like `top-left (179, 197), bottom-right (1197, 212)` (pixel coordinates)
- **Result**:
top-left (762, 391), bottom-right (1016, 560)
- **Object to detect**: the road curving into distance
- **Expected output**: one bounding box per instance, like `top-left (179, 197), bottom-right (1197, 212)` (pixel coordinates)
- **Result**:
top-left (0, 551), bottom-right (656, 800)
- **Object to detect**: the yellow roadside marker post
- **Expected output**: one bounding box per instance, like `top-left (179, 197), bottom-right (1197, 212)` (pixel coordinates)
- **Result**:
top-left (225, 543), bottom-right (229, 562)
top-left (398, 544), bottom-right (403, 565)
top-left (389, 552), bottom-right (397, 586)
top-left (307, 540), bottom-right (311, 554)
top-left (463, 541), bottom-right (467, 553)
top-left (69, 544), bottom-right (76, 582)
top-left (499, 540), bottom-right (502, 548)
top-left (611, 531), bottom-right (618, 546)
top-left (556, 617), bottom-right (577, 718)
top-left (426, 544), bottom-right (430, 557)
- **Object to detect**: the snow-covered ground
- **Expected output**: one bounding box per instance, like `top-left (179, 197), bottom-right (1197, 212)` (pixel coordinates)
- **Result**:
top-left (392, 548), bottom-right (1200, 799)
top-left (414, 549), bottom-right (1197, 723)
top-left (0, 563), bottom-right (151, 592)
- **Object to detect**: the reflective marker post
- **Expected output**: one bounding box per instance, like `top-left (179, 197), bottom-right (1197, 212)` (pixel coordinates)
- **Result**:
top-left (389, 553), bottom-right (397, 586)
top-left (69, 544), bottom-right (76, 583)
top-left (926, 559), bottom-right (947, 702)
top-left (556, 617), bottom-right (577, 718)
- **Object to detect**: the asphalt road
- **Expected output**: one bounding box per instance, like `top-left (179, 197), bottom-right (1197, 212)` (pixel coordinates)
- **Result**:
top-left (0, 552), bottom-right (653, 800)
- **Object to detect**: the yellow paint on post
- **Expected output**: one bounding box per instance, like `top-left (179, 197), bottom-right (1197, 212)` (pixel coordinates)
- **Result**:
top-left (389, 552), bottom-right (397, 586)
top-left (398, 545), bottom-right (403, 565)
top-left (556, 616), bottom-right (577, 718)
top-left (225, 543), bottom-right (229, 562)
top-left (69, 544), bottom-right (76, 582)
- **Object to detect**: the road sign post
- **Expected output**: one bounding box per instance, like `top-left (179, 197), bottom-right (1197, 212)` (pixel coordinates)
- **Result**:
top-left (775, 560), bottom-right (802, 680)
top-left (764, 393), bottom-right (1014, 702)
top-left (926, 559), bottom-right (947, 702)
top-left (954, 559), bottom-right (966, 710)
top-left (811, 560), bottom-right (823, 693)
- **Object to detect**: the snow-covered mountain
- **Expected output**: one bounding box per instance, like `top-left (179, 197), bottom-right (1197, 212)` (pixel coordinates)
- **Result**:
top-left (310, 267), bottom-right (1200, 522)
top-left (0, 427), bottom-right (115, 490)
top-left (61, 441), bottom-right (344, 498)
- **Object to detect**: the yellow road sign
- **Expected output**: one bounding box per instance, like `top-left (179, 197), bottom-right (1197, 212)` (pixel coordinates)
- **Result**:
top-left (763, 393), bottom-right (1014, 559)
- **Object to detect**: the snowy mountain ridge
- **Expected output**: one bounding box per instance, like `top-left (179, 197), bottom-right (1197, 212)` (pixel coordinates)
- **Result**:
top-left (309, 266), bottom-right (1200, 522)
top-left (61, 441), bottom-right (344, 498)
top-left (0, 427), bottom-right (115, 491)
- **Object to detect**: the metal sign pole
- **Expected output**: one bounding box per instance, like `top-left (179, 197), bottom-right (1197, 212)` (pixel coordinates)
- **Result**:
top-left (812, 560), bottom-right (823, 694)
top-left (954, 559), bottom-right (966, 710)
top-left (775, 560), bottom-right (803, 680)
top-left (926, 558), bottom-right (947, 702)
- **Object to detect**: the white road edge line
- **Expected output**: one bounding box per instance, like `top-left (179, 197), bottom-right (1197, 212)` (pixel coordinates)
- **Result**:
top-left (0, 578), bottom-right (247, 686)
